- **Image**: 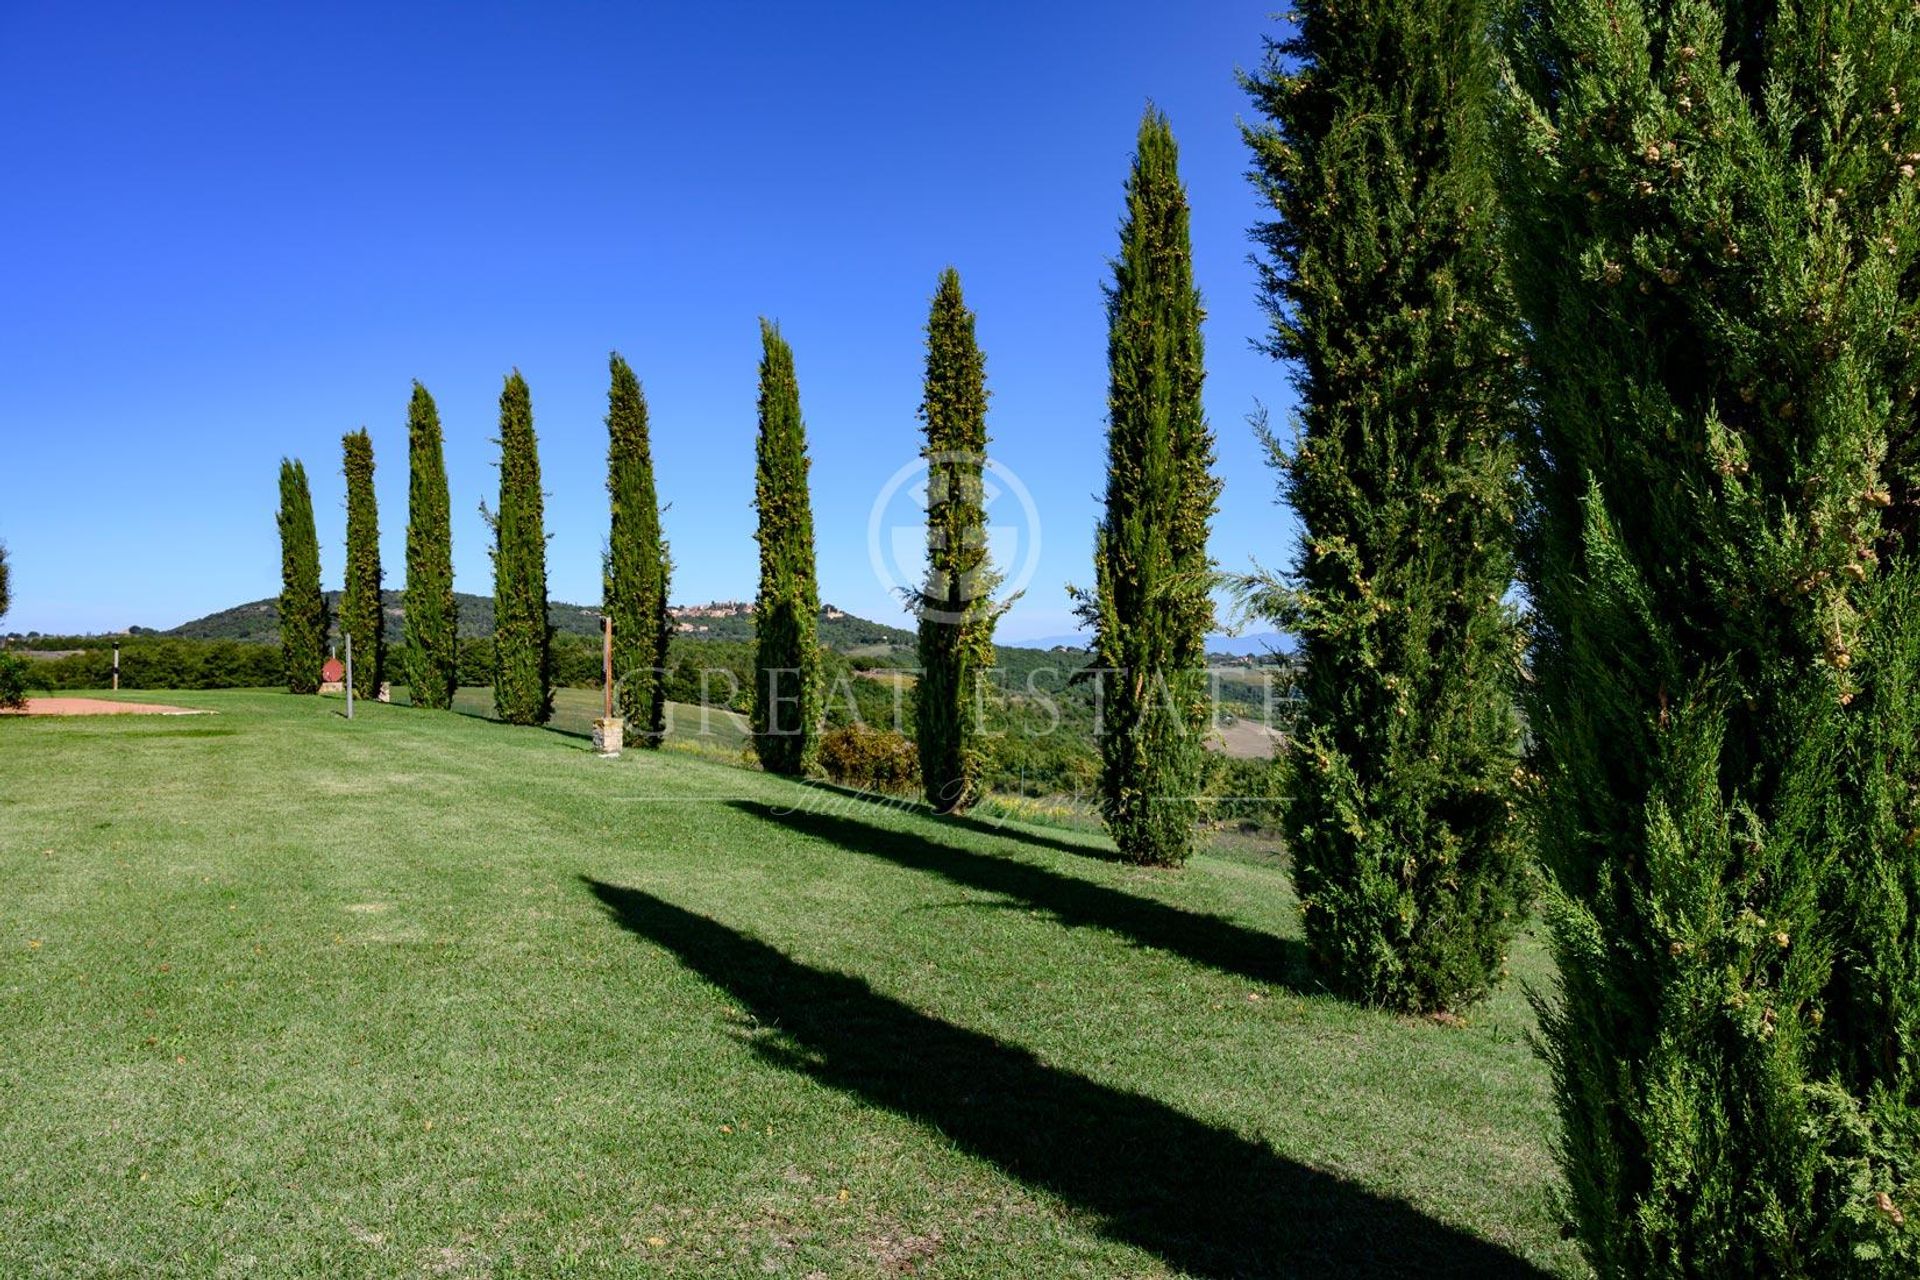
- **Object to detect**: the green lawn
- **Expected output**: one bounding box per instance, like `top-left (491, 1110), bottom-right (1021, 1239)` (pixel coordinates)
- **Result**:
top-left (0, 691), bottom-right (1579, 1277)
top-left (387, 686), bottom-right (755, 756)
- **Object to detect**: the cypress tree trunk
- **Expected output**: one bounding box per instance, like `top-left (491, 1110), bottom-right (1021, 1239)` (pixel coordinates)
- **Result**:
top-left (604, 352), bottom-right (673, 746)
top-left (489, 370), bottom-right (552, 726)
top-left (339, 429), bottom-right (384, 699)
top-left (1508, 1), bottom-right (1920, 1269)
top-left (276, 459), bottom-right (328, 694)
top-left (914, 268), bottom-right (999, 814)
top-left (402, 381), bottom-right (458, 709)
top-left (751, 319), bottom-right (820, 776)
top-left (1079, 108), bottom-right (1220, 867)
top-left (1243, 2), bottom-right (1527, 1012)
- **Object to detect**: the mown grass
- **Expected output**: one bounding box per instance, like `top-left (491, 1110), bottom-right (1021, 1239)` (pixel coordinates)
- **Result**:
top-left (0, 691), bottom-right (1580, 1277)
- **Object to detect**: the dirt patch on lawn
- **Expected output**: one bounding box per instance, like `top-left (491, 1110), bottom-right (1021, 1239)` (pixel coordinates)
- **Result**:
top-left (1, 698), bottom-right (209, 717)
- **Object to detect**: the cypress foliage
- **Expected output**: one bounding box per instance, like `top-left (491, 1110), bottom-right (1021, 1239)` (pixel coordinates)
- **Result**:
top-left (402, 381), bottom-right (458, 709)
top-left (339, 429), bottom-right (384, 698)
top-left (914, 268), bottom-right (999, 813)
top-left (0, 541), bottom-right (11, 624)
top-left (750, 319), bottom-right (820, 776)
top-left (488, 370), bottom-right (552, 726)
top-left (1078, 108), bottom-right (1220, 867)
top-left (604, 352), bottom-right (673, 746)
top-left (276, 459), bottom-right (327, 694)
top-left (1242, 3), bottom-right (1527, 1012)
top-left (1507, 1), bottom-right (1920, 1269)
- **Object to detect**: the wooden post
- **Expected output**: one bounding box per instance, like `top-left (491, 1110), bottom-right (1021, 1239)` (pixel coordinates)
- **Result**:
top-left (112, 641), bottom-right (120, 692)
top-left (345, 632), bottom-right (355, 720)
top-left (602, 614), bottom-right (614, 722)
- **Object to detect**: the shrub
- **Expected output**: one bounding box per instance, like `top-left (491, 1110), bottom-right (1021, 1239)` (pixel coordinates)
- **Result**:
top-left (0, 652), bottom-right (30, 710)
top-left (818, 723), bottom-right (919, 795)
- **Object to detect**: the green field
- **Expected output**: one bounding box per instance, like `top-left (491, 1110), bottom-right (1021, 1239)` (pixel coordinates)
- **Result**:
top-left (0, 691), bottom-right (1577, 1277)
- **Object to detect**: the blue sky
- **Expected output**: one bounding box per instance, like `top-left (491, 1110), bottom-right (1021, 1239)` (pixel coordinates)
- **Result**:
top-left (0, 1), bottom-right (1297, 643)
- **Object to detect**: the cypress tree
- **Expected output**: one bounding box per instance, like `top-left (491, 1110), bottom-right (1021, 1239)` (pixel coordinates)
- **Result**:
top-left (488, 370), bottom-right (552, 725)
top-left (1079, 108), bottom-right (1220, 867)
top-left (276, 459), bottom-right (327, 694)
top-left (0, 541), bottom-right (11, 624)
top-left (402, 381), bottom-right (458, 709)
top-left (339, 429), bottom-right (384, 699)
top-left (1507, 1), bottom-right (1920, 1269)
top-left (1242, 3), bottom-right (1527, 1012)
top-left (750, 319), bottom-right (820, 776)
top-left (604, 352), bottom-right (673, 746)
top-left (914, 268), bottom-right (999, 813)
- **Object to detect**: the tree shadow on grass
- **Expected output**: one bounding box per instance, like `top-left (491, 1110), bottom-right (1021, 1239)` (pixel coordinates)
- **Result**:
top-left (583, 880), bottom-right (1551, 1279)
top-left (730, 799), bottom-right (1314, 995)
top-left (794, 779), bottom-right (1121, 862)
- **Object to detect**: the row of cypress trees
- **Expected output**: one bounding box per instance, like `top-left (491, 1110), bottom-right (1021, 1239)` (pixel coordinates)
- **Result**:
top-left (264, 107), bottom-right (1226, 875)
top-left (1247, 0), bottom-right (1920, 1269)
top-left (274, 365), bottom-right (673, 732)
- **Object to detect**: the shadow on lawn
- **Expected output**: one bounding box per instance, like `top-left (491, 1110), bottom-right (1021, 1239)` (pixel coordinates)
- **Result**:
top-left (795, 779), bottom-right (1120, 862)
top-left (730, 799), bottom-right (1314, 995)
top-left (583, 880), bottom-right (1550, 1279)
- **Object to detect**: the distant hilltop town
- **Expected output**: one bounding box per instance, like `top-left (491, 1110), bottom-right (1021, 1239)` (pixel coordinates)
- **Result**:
top-left (669, 600), bottom-right (850, 633)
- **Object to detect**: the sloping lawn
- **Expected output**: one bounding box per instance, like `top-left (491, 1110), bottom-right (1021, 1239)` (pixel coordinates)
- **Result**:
top-left (0, 691), bottom-right (1579, 1277)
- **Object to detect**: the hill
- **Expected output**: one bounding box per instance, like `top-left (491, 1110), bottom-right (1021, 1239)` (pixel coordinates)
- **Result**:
top-left (166, 591), bottom-right (602, 644)
top-left (167, 593), bottom-right (916, 651)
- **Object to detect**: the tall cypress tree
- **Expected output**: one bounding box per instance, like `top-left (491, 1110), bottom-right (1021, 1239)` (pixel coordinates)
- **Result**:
top-left (604, 352), bottom-right (673, 745)
top-left (914, 268), bottom-right (999, 813)
top-left (1508, 1), bottom-right (1920, 1269)
top-left (402, 381), bottom-right (458, 709)
top-left (1078, 108), bottom-right (1219, 867)
top-left (276, 458), bottom-right (327, 694)
top-left (750, 319), bottom-right (820, 776)
top-left (0, 541), bottom-right (10, 623)
top-left (1242, 4), bottom-right (1527, 1012)
top-left (339, 429), bottom-right (384, 699)
top-left (489, 370), bottom-right (552, 725)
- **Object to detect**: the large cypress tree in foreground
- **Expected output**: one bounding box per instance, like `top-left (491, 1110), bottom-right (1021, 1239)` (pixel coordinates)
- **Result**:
top-left (914, 268), bottom-right (999, 814)
top-left (276, 459), bottom-right (328, 694)
top-left (402, 382), bottom-right (458, 709)
top-left (750, 320), bottom-right (820, 776)
top-left (339, 429), bottom-right (384, 699)
top-left (1243, 3), bottom-right (1527, 1012)
top-left (604, 352), bottom-right (673, 745)
top-left (1508, 1), bottom-right (1920, 1269)
top-left (1078, 109), bottom-right (1219, 868)
top-left (488, 371), bottom-right (552, 725)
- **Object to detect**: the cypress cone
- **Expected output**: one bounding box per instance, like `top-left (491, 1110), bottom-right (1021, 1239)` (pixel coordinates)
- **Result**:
top-left (488, 371), bottom-right (552, 726)
top-left (402, 382), bottom-right (458, 709)
top-left (914, 268), bottom-right (999, 814)
top-left (1243, 0), bottom-right (1528, 1012)
top-left (1079, 108), bottom-right (1220, 867)
top-left (276, 458), bottom-right (327, 695)
top-left (750, 320), bottom-right (820, 776)
top-left (339, 429), bottom-right (384, 699)
top-left (604, 352), bottom-right (673, 746)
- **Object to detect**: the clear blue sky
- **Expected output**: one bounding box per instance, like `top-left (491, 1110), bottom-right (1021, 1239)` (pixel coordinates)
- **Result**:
top-left (0, 1), bottom-right (1297, 643)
